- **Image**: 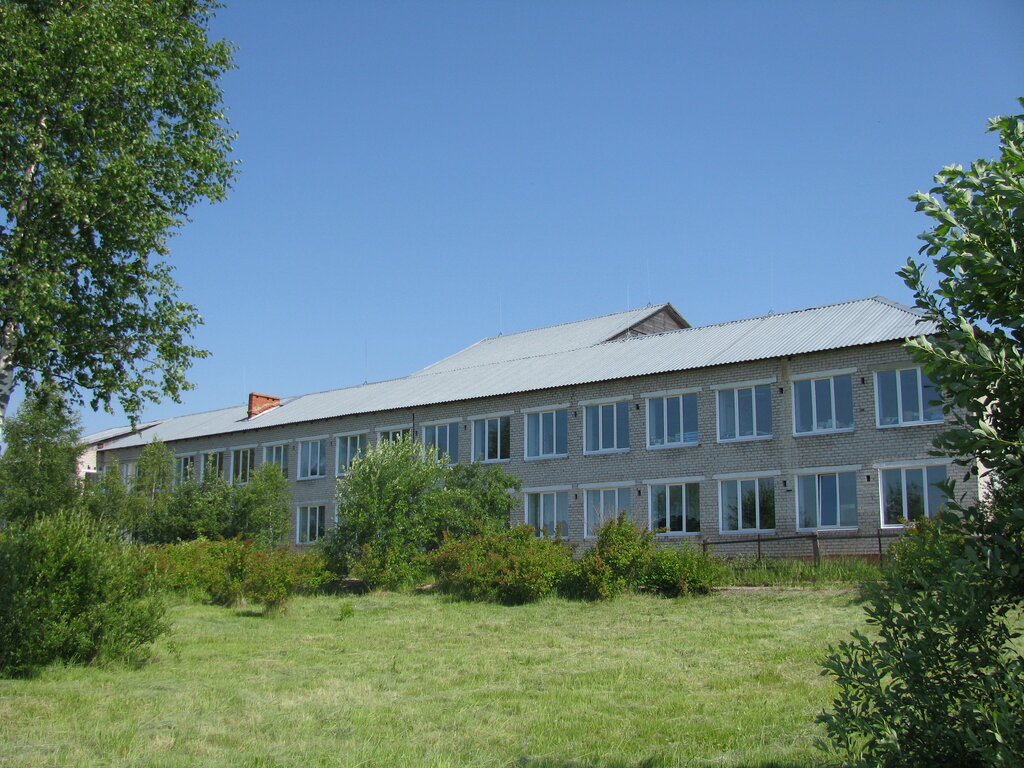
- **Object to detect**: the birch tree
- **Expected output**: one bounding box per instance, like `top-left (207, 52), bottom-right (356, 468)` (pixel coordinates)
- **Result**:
top-left (0, 0), bottom-right (235, 426)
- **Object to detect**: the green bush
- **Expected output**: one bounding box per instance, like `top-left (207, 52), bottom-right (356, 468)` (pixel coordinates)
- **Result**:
top-left (350, 541), bottom-right (428, 592)
top-left (0, 511), bottom-right (168, 677)
top-left (567, 514), bottom-right (653, 600)
top-left (641, 545), bottom-right (720, 597)
top-left (431, 525), bottom-right (574, 605)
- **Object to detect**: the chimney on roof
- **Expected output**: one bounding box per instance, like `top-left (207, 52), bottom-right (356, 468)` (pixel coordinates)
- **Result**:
top-left (247, 392), bottom-right (280, 419)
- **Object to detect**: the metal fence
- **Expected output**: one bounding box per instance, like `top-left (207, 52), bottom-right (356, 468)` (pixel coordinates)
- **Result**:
top-left (699, 530), bottom-right (906, 565)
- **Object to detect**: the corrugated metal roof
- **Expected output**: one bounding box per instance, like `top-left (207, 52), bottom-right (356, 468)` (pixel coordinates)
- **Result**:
top-left (101, 296), bottom-right (935, 450)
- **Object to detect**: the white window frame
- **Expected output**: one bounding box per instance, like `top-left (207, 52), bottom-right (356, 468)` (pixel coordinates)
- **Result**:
top-left (200, 450), bottom-right (224, 481)
top-left (422, 422), bottom-right (460, 464)
top-left (794, 464), bottom-right (861, 531)
top-left (523, 486), bottom-right (570, 539)
top-left (296, 504), bottom-right (328, 545)
top-left (230, 446), bottom-right (256, 485)
top-left (714, 378), bottom-right (774, 442)
top-left (582, 482), bottom-right (635, 538)
top-left (582, 398), bottom-right (630, 455)
top-left (875, 367), bottom-right (944, 428)
top-left (261, 443), bottom-right (289, 479)
top-left (716, 471), bottom-right (779, 533)
top-left (523, 405), bottom-right (569, 461)
top-left (297, 438), bottom-right (328, 480)
top-left (335, 432), bottom-right (367, 475)
top-left (875, 459), bottom-right (951, 528)
top-left (173, 454), bottom-right (196, 484)
top-left (119, 460), bottom-right (137, 486)
top-left (471, 412), bottom-right (513, 463)
top-left (643, 387), bottom-right (700, 449)
top-left (647, 476), bottom-right (702, 536)
top-left (377, 425), bottom-right (412, 444)
top-left (791, 369), bottom-right (856, 436)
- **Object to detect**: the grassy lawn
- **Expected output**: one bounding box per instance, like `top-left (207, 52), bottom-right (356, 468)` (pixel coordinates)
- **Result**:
top-left (0, 590), bottom-right (865, 768)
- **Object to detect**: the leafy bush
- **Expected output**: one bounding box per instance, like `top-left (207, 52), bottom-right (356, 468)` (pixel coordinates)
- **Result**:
top-left (641, 545), bottom-right (720, 597)
top-left (147, 539), bottom-right (331, 614)
top-left (0, 511), bottom-right (168, 677)
top-left (567, 514), bottom-right (653, 600)
top-left (350, 541), bottom-right (428, 592)
top-left (431, 525), bottom-right (574, 604)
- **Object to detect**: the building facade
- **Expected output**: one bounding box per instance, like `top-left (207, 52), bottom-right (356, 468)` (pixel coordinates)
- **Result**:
top-left (93, 297), bottom-right (978, 557)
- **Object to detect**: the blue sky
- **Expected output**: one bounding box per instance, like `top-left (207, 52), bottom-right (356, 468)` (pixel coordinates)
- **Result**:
top-left (65, 0), bottom-right (1023, 437)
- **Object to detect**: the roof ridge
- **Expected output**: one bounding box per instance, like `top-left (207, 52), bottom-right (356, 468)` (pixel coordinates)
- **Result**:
top-left (472, 303), bottom-right (670, 344)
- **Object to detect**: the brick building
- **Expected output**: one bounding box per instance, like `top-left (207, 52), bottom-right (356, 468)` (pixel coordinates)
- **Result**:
top-left (92, 296), bottom-right (977, 557)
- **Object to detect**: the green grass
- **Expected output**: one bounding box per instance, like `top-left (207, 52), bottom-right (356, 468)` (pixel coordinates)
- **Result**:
top-left (0, 590), bottom-right (866, 768)
top-left (716, 556), bottom-right (883, 588)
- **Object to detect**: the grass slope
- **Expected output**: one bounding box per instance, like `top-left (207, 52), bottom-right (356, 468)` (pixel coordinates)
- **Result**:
top-left (0, 590), bottom-right (864, 768)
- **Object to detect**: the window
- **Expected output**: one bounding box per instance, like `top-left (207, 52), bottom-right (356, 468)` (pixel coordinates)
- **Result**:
top-left (336, 434), bottom-right (366, 474)
top-left (173, 455), bottom-right (195, 484)
top-left (231, 448), bottom-right (255, 484)
top-left (585, 487), bottom-right (632, 538)
top-left (119, 461), bottom-right (136, 485)
top-left (201, 451), bottom-right (223, 480)
top-left (584, 401), bottom-right (629, 453)
top-left (297, 439), bottom-right (327, 479)
top-left (473, 416), bottom-right (511, 462)
top-left (296, 505), bottom-right (327, 544)
top-left (793, 375), bottom-right (853, 434)
top-left (379, 427), bottom-right (412, 443)
top-left (876, 368), bottom-right (943, 427)
top-left (718, 384), bottom-right (772, 441)
top-left (525, 409), bottom-right (568, 459)
top-left (526, 491), bottom-right (568, 538)
top-left (647, 393), bottom-right (698, 447)
top-left (720, 477), bottom-right (775, 532)
top-left (650, 482), bottom-right (700, 534)
top-left (262, 444), bottom-right (288, 478)
top-left (423, 423), bottom-right (459, 463)
top-left (797, 471), bottom-right (858, 529)
top-left (881, 464), bottom-right (948, 526)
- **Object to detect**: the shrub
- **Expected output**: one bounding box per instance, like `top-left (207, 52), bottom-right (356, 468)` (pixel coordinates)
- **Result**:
top-left (641, 545), bottom-right (720, 597)
top-left (350, 541), bottom-right (428, 591)
top-left (568, 514), bottom-right (653, 600)
top-left (431, 525), bottom-right (574, 605)
top-left (0, 511), bottom-right (168, 677)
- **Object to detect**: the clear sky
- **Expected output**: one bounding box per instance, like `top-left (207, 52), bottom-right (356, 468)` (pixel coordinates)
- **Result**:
top-left (57, 0), bottom-right (1024, 438)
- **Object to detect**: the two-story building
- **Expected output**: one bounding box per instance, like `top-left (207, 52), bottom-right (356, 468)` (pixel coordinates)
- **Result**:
top-left (92, 295), bottom-right (977, 557)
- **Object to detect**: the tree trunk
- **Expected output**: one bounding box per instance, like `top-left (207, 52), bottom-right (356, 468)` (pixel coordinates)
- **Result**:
top-left (0, 319), bottom-right (17, 427)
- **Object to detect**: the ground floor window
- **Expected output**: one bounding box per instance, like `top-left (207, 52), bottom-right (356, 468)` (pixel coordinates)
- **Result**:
top-left (296, 505), bottom-right (327, 544)
top-left (585, 486), bottom-right (632, 537)
top-left (526, 491), bottom-right (568, 538)
top-left (720, 477), bottom-right (775, 532)
top-left (650, 482), bottom-right (700, 534)
top-left (881, 464), bottom-right (947, 526)
top-left (797, 471), bottom-right (858, 529)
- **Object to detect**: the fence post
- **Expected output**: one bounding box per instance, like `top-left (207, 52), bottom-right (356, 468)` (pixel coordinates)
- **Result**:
top-left (756, 533), bottom-right (762, 562)
top-left (877, 532), bottom-right (883, 562)
top-left (701, 537), bottom-right (708, 554)
top-left (811, 531), bottom-right (820, 568)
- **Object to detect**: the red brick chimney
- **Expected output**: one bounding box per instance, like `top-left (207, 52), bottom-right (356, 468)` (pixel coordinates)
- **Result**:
top-left (247, 392), bottom-right (280, 419)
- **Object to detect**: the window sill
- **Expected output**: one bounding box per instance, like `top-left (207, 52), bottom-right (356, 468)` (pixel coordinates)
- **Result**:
top-left (646, 441), bottom-right (699, 451)
top-left (792, 428), bottom-right (854, 437)
top-left (524, 454), bottom-right (569, 462)
top-left (796, 526), bottom-right (859, 533)
top-left (876, 420), bottom-right (944, 429)
top-left (583, 448), bottom-right (630, 456)
top-left (477, 459), bottom-right (511, 464)
top-left (296, 475), bottom-right (327, 482)
top-left (719, 529), bottom-right (776, 535)
top-left (655, 531), bottom-right (700, 537)
top-left (717, 435), bottom-right (773, 444)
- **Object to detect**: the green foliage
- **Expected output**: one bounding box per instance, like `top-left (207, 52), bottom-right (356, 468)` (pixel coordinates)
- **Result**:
top-left (569, 513), bottom-right (654, 600)
top-left (0, 0), bottom-right (236, 421)
top-left (147, 539), bottom-right (331, 615)
top-left (641, 545), bottom-right (720, 597)
top-left (716, 555), bottom-right (882, 587)
top-left (224, 464), bottom-right (291, 548)
top-left (0, 511), bottom-right (168, 677)
top-left (430, 525), bottom-right (575, 605)
top-left (322, 437), bottom-right (521, 586)
top-left (0, 387), bottom-right (83, 524)
top-left (821, 102), bottom-right (1024, 767)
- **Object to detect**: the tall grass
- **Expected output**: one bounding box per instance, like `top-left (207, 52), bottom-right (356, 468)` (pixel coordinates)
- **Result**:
top-left (716, 555), bottom-right (883, 588)
top-left (0, 591), bottom-right (865, 767)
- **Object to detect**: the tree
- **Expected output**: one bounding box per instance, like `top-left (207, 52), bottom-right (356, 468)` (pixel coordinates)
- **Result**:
top-left (0, 0), bottom-right (236, 425)
top-left (819, 101), bottom-right (1024, 767)
top-left (0, 386), bottom-right (83, 523)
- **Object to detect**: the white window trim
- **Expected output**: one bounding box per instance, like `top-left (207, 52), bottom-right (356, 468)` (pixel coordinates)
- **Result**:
top-left (471, 414), bottom-right (512, 463)
top-left (791, 373), bottom-right (855, 437)
top-left (647, 480), bottom-right (701, 537)
top-left (645, 474), bottom-right (705, 485)
top-left (295, 503), bottom-right (328, 545)
top-left (710, 377), bottom-right (776, 391)
top-left (521, 402), bottom-right (569, 414)
top-left (335, 433), bottom-right (367, 476)
top-left (874, 368), bottom-right (945, 428)
top-left (794, 468), bottom-right (860, 532)
top-left (468, 410), bottom-right (514, 421)
top-left (229, 446), bottom-right (257, 485)
top-left (332, 429), bottom-right (367, 438)
top-left (296, 438), bottom-right (328, 480)
top-left (198, 450), bottom-right (225, 482)
top-left (421, 422), bottom-right (460, 465)
top-left (715, 384), bottom-right (773, 443)
top-left (584, 485), bottom-right (636, 539)
top-left (644, 391), bottom-right (700, 450)
top-left (377, 423), bottom-right (413, 435)
top-left (718, 475), bottom-right (777, 534)
top-left (877, 461), bottom-right (952, 529)
top-left (790, 367), bottom-right (857, 382)
top-left (523, 409), bottom-right (569, 461)
top-left (523, 488), bottom-right (571, 538)
top-left (522, 484), bottom-right (572, 494)
top-left (582, 399), bottom-right (630, 455)
top-left (580, 480), bottom-right (637, 490)
top-left (713, 469), bottom-right (781, 480)
top-left (261, 443), bottom-right (289, 478)
top-left (419, 416), bottom-right (463, 427)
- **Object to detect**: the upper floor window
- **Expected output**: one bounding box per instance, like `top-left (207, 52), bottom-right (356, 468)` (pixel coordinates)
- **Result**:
top-left (201, 451), bottom-right (223, 480)
top-left (650, 482), bottom-right (700, 535)
top-left (584, 401), bottom-right (629, 454)
top-left (585, 486), bottom-right (632, 538)
top-left (876, 368), bottom-right (943, 427)
top-left (262, 444), bottom-right (288, 479)
top-left (793, 374), bottom-right (854, 434)
top-left (526, 490), bottom-right (568, 538)
top-left (297, 439), bottom-right (327, 479)
top-left (336, 434), bottom-right (366, 474)
top-left (423, 423), bottom-right (459, 464)
top-left (525, 409), bottom-right (568, 459)
top-left (647, 392), bottom-right (698, 448)
top-left (473, 415), bottom-right (511, 462)
top-left (379, 427), bottom-right (412, 444)
top-left (797, 470), bottom-right (858, 529)
top-left (119, 460), bottom-right (137, 486)
top-left (231, 448), bottom-right (255, 484)
top-left (881, 463), bottom-right (948, 526)
top-left (296, 505), bottom-right (327, 545)
top-left (720, 476), bottom-right (775, 532)
top-left (173, 455), bottom-right (195, 484)
top-left (717, 384), bottom-right (772, 441)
